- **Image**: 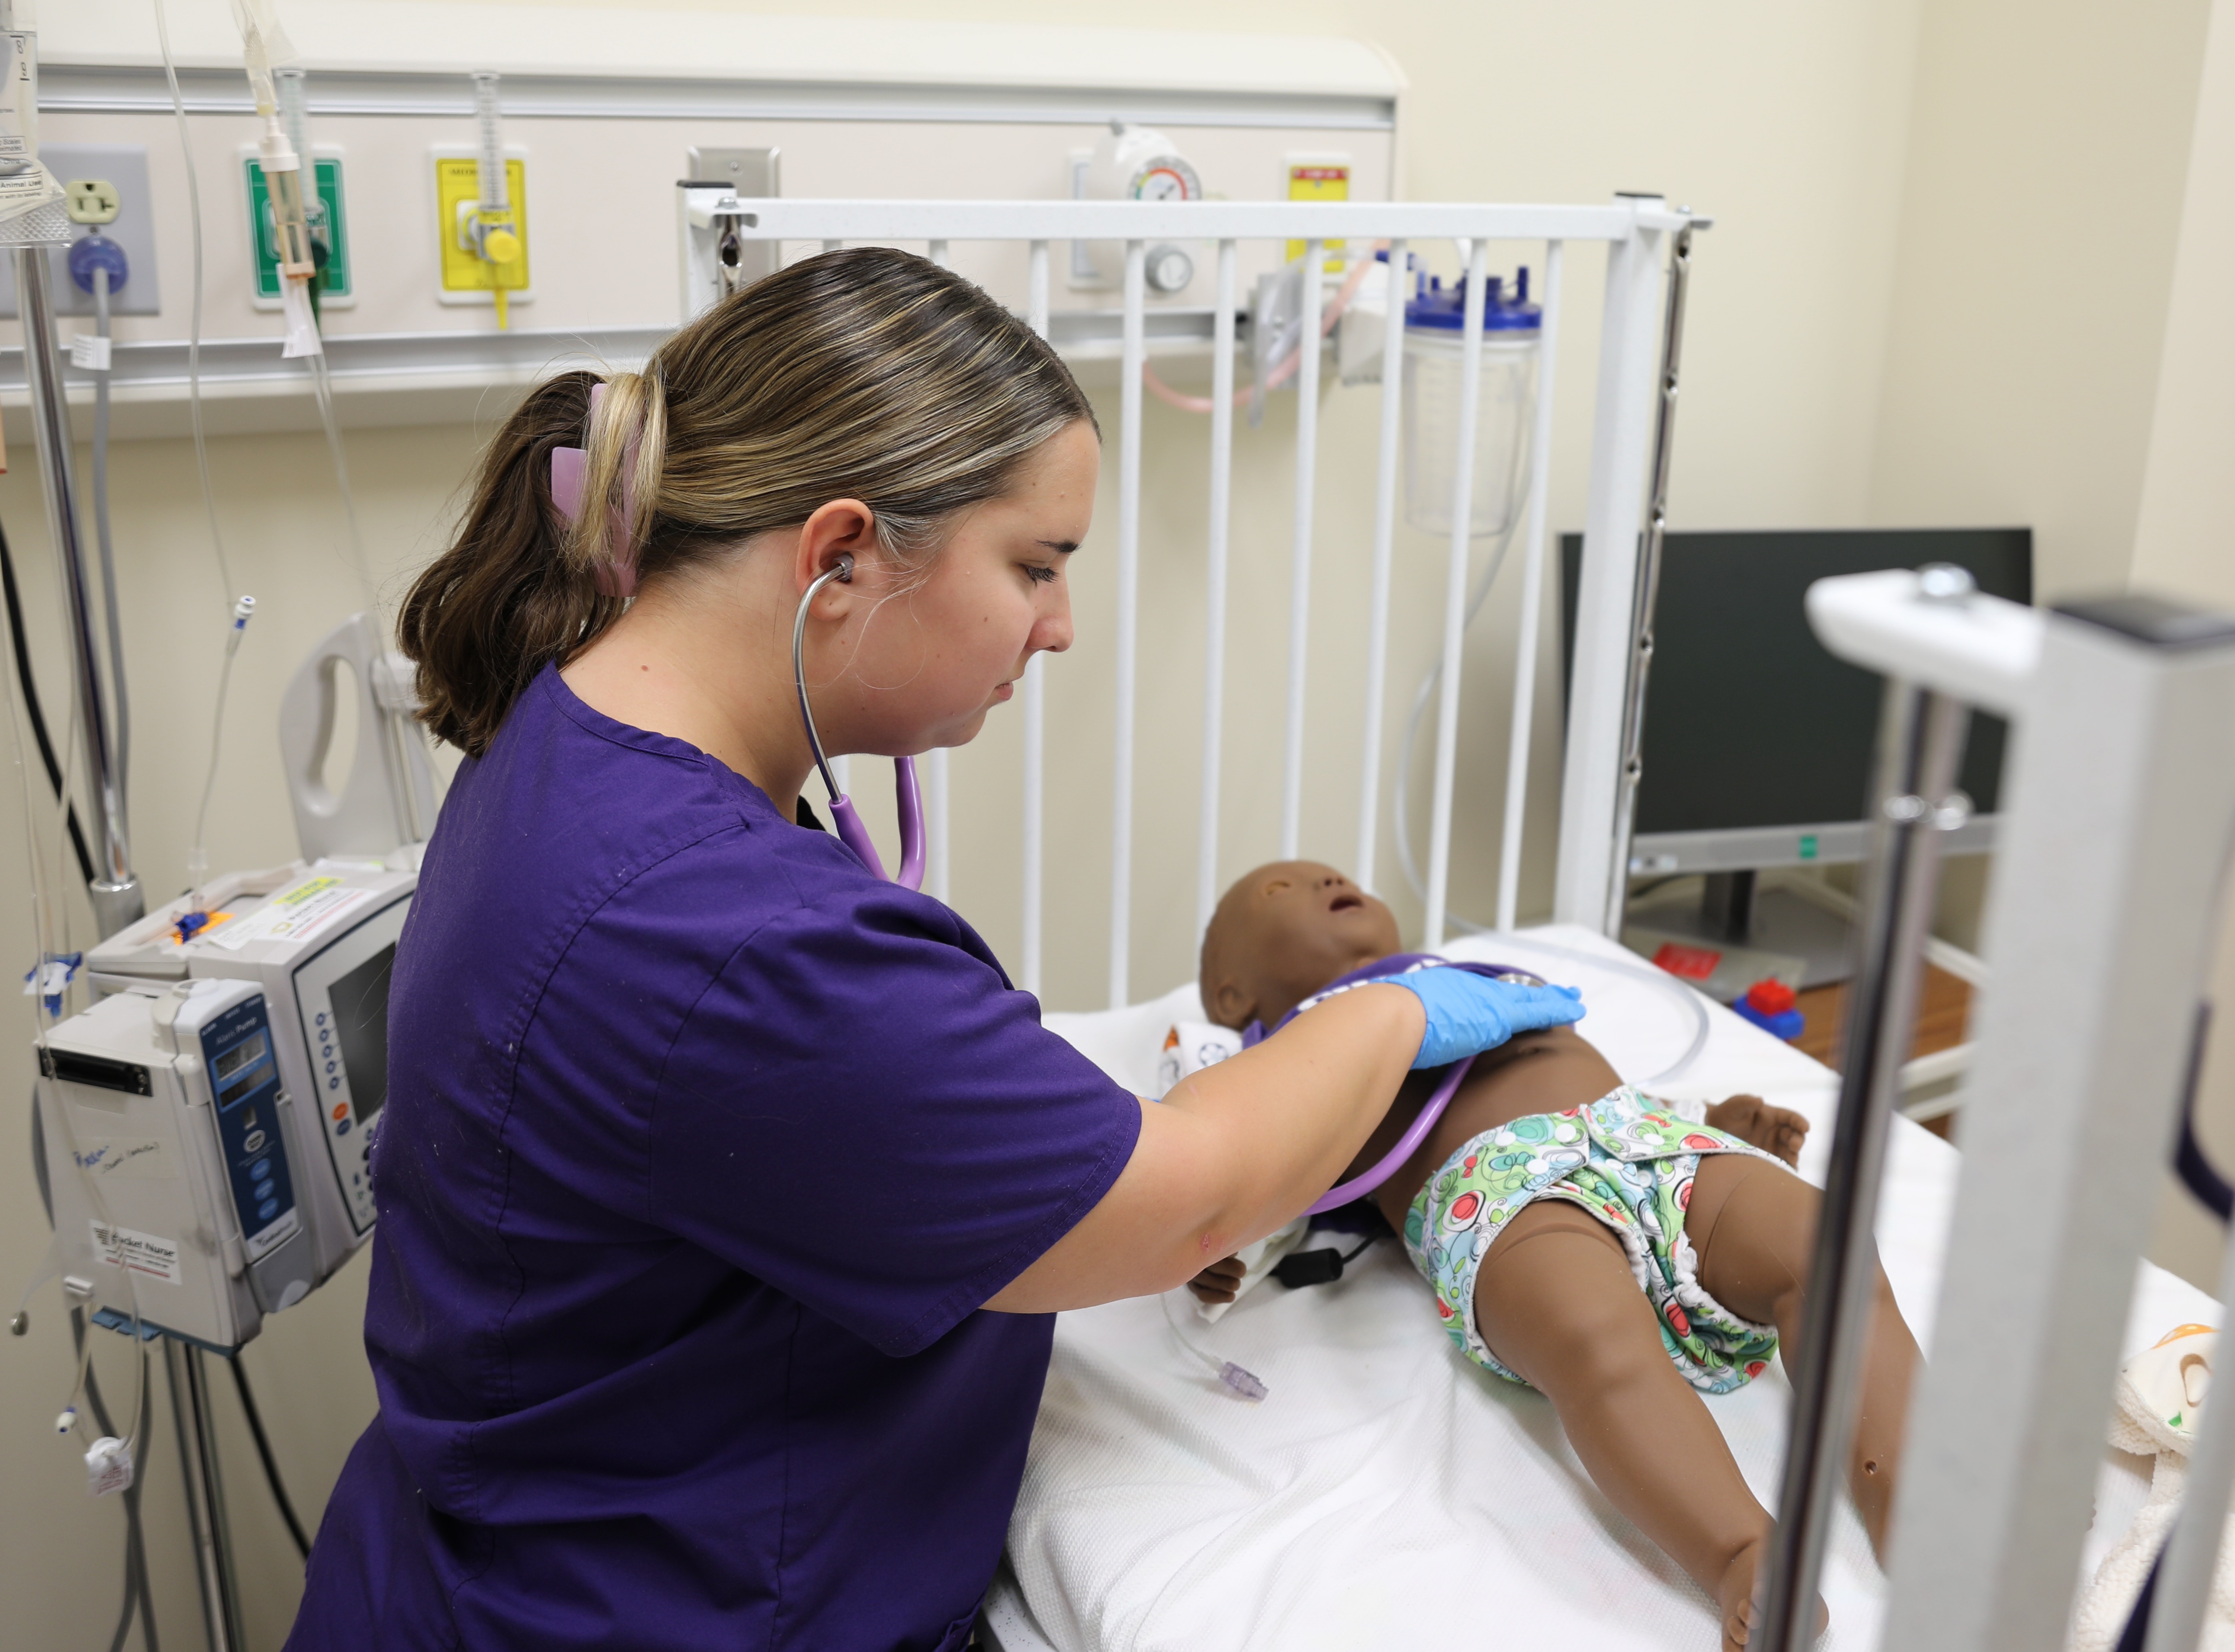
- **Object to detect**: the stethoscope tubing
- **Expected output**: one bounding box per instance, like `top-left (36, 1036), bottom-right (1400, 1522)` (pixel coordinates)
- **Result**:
top-left (793, 555), bottom-right (926, 889)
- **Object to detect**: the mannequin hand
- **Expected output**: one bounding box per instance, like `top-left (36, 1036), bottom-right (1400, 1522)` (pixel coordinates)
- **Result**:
top-left (1377, 967), bottom-right (1585, 1069)
top-left (1188, 1255), bottom-right (1246, 1305)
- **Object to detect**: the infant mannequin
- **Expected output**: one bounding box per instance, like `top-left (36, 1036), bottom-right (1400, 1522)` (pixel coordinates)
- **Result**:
top-left (1192, 861), bottom-right (1919, 1651)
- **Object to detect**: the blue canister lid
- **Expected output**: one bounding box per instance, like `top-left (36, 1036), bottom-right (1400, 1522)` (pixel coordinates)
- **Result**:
top-left (1405, 266), bottom-right (1541, 333)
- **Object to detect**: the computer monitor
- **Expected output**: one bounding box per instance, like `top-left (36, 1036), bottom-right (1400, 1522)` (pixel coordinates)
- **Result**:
top-left (1558, 528), bottom-right (2031, 988)
top-left (1559, 527), bottom-right (2031, 875)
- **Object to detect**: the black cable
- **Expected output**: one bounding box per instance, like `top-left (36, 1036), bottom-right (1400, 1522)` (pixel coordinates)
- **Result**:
top-left (230, 1352), bottom-right (312, 1559)
top-left (2174, 1005), bottom-right (2230, 1219)
top-left (2117, 1544), bottom-right (2161, 1652)
top-left (1272, 1233), bottom-right (1379, 1289)
top-left (0, 513), bottom-right (97, 885)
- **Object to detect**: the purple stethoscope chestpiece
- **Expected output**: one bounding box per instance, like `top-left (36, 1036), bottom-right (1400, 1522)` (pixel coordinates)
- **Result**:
top-left (793, 554), bottom-right (927, 890)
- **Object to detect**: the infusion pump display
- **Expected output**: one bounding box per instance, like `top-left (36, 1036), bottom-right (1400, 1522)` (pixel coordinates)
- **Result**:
top-left (292, 912), bottom-right (400, 1237)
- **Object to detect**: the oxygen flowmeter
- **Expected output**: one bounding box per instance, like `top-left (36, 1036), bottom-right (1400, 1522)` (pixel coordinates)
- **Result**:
top-left (36, 978), bottom-right (317, 1352)
top-left (436, 71), bottom-right (530, 324)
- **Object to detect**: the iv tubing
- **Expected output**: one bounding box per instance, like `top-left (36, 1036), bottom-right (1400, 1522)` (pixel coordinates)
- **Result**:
top-left (152, 0), bottom-right (234, 610)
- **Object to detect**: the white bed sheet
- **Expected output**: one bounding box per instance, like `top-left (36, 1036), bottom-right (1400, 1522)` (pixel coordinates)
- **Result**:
top-left (989, 924), bottom-right (2219, 1652)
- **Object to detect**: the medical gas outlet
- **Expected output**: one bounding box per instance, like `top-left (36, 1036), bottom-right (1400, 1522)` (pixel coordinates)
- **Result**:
top-left (436, 73), bottom-right (529, 324)
top-left (1072, 120), bottom-right (1201, 294)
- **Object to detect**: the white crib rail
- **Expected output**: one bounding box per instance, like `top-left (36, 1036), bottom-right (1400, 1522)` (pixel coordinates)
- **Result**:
top-left (728, 197), bottom-right (1691, 1007)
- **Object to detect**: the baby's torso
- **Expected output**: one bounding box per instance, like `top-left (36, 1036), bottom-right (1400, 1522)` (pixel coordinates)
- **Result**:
top-left (1358, 1026), bottom-right (1624, 1232)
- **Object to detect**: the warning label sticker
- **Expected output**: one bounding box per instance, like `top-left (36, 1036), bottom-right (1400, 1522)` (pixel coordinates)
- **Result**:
top-left (89, 1221), bottom-right (183, 1285)
top-left (206, 877), bottom-right (373, 952)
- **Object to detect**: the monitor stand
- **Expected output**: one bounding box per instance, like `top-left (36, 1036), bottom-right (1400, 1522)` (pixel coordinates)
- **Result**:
top-left (1625, 870), bottom-right (1858, 991)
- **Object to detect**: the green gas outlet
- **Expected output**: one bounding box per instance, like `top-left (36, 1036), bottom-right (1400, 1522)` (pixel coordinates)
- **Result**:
top-left (246, 153), bottom-right (351, 308)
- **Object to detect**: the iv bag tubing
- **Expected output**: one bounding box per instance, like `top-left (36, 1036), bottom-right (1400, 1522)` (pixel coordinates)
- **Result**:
top-left (16, 249), bottom-right (141, 936)
top-left (792, 556), bottom-right (926, 890)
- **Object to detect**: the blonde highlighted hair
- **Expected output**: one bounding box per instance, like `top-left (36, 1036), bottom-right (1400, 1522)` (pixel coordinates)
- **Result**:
top-left (401, 246), bottom-right (1095, 757)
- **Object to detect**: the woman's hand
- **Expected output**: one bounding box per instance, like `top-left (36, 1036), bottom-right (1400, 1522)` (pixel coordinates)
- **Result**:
top-left (1377, 967), bottom-right (1585, 1068)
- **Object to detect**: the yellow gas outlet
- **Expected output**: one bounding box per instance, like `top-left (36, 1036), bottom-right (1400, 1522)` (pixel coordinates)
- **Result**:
top-left (435, 153), bottom-right (529, 319)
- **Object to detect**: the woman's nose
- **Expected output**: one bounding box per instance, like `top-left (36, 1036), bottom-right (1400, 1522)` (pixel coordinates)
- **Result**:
top-left (1036, 590), bottom-right (1075, 655)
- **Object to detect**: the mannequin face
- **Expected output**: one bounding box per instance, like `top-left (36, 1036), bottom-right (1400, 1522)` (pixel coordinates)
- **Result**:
top-left (1200, 861), bottom-right (1403, 1032)
top-left (803, 420), bottom-right (1094, 757)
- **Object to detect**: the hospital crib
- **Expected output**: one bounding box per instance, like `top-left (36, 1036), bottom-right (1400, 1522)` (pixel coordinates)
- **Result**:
top-left (715, 201), bottom-right (2235, 1652)
top-left (713, 192), bottom-right (1695, 1006)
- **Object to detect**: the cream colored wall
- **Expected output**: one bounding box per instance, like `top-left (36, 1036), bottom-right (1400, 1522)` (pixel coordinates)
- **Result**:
top-left (1866, 0), bottom-right (2217, 598)
top-left (14, 0), bottom-right (2206, 1646)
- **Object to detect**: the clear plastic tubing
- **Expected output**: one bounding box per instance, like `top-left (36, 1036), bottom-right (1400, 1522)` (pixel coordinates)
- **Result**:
top-left (1402, 266), bottom-right (1541, 539)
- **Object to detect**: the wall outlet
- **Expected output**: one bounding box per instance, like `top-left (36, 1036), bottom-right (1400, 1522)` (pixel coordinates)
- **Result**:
top-left (0, 144), bottom-right (161, 318)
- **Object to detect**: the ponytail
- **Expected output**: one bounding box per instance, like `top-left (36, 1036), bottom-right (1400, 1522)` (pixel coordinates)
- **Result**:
top-left (401, 247), bottom-right (1092, 759)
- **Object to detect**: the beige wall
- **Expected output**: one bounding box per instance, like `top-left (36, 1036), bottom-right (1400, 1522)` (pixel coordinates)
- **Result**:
top-left (8, 0), bottom-right (2230, 1645)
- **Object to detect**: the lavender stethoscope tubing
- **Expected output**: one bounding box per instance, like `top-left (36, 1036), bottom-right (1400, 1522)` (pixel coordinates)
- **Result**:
top-left (1297, 947), bottom-right (1708, 1215)
top-left (794, 554), bottom-right (926, 888)
top-left (1303, 1053), bottom-right (1475, 1216)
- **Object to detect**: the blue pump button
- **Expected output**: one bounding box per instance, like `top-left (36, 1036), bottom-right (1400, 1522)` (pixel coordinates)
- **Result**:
top-left (336, 1118), bottom-right (352, 1136)
top-left (328, 1076), bottom-right (340, 1090)
top-left (249, 1158), bottom-right (269, 1179)
top-left (258, 1198), bottom-right (279, 1221)
top-left (254, 1179), bottom-right (275, 1201)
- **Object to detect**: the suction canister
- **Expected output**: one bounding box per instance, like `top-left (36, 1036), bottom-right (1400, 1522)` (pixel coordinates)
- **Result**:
top-left (1402, 266), bottom-right (1541, 537)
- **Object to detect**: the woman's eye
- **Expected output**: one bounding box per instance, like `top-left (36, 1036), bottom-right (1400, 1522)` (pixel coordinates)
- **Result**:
top-left (1023, 564), bottom-right (1060, 585)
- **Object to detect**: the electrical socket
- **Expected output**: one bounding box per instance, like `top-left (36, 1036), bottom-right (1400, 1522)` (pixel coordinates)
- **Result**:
top-left (65, 178), bottom-right (120, 225)
top-left (0, 144), bottom-right (161, 318)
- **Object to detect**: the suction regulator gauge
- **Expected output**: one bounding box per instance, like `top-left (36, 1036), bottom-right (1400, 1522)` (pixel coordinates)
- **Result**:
top-left (1129, 155), bottom-right (1201, 202)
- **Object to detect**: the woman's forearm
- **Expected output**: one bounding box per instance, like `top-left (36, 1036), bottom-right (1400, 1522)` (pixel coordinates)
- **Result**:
top-left (986, 984), bottom-right (1421, 1312)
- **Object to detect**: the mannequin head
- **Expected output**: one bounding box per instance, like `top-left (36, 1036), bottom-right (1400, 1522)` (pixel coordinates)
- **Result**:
top-left (1199, 861), bottom-right (1402, 1033)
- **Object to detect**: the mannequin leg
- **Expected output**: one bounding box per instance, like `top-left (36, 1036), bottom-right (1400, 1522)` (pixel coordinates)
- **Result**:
top-left (1685, 1153), bottom-right (1920, 1556)
top-left (1473, 1201), bottom-right (1812, 1650)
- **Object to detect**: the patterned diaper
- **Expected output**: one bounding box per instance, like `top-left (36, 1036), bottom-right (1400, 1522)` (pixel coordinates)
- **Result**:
top-left (1403, 1085), bottom-right (1783, 1395)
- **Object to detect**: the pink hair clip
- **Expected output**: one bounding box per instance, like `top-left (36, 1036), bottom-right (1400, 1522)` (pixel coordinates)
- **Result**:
top-left (548, 381), bottom-right (643, 599)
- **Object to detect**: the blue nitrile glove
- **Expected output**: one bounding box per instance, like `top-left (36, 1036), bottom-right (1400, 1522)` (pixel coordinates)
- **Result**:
top-left (1377, 966), bottom-right (1585, 1069)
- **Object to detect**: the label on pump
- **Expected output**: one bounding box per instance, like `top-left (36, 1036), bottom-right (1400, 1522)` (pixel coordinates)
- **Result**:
top-left (208, 877), bottom-right (372, 951)
top-left (89, 1221), bottom-right (183, 1285)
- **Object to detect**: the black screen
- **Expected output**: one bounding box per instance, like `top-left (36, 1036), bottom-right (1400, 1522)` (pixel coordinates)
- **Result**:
top-left (327, 944), bottom-right (395, 1124)
top-left (1559, 529), bottom-right (2032, 834)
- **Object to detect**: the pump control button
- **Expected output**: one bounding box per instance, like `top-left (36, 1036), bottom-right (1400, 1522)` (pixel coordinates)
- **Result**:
top-left (243, 1130), bottom-right (266, 1153)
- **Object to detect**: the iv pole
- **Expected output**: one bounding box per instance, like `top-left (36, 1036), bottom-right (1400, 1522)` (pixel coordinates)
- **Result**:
top-left (16, 248), bottom-right (141, 938)
top-left (4, 30), bottom-right (242, 1647)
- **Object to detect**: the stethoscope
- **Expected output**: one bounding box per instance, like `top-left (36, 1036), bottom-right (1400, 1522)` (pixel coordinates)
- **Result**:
top-left (795, 553), bottom-right (926, 888)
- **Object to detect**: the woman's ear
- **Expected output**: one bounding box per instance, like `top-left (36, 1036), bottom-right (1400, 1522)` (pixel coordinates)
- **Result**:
top-left (793, 498), bottom-right (880, 601)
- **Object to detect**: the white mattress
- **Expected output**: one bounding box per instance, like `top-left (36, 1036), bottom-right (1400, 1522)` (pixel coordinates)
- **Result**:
top-left (987, 925), bottom-right (2220, 1652)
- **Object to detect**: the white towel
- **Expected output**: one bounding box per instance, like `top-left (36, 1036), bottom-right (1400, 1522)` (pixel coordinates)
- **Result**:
top-left (2072, 1324), bottom-right (2235, 1651)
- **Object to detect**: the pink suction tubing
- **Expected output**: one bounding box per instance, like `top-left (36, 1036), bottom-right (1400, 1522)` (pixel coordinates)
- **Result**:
top-left (1303, 1053), bottom-right (1475, 1216)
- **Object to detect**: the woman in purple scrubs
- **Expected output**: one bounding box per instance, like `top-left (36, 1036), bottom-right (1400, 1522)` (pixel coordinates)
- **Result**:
top-left (286, 249), bottom-right (1579, 1652)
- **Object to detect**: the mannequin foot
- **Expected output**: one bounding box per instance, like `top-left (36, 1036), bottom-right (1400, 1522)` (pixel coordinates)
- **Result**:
top-left (1716, 1538), bottom-right (1826, 1650)
top-left (1704, 1094), bottom-right (1809, 1167)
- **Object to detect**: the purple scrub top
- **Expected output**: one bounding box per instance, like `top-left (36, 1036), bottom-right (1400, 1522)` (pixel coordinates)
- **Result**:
top-left (286, 665), bottom-right (1141, 1652)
